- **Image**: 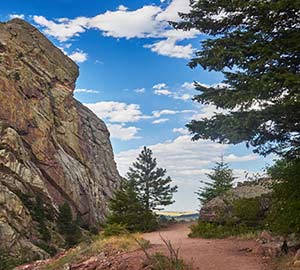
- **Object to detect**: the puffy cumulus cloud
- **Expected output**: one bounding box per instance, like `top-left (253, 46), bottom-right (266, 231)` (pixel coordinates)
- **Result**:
top-left (9, 14), bottom-right (25, 20)
top-left (155, 0), bottom-right (191, 22)
top-left (33, 0), bottom-right (197, 59)
top-left (33, 15), bottom-right (88, 42)
top-left (68, 50), bottom-right (88, 63)
top-left (74, 88), bottom-right (99, 93)
top-left (84, 101), bottom-right (149, 123)
top-left (107, 124), bottom-right (140, 141)
top-left (152, 118), bottom-right (169, 124)
top-left (87, 6), bottom-right (163, 39)
top-left (145, 39), bottom-right (194, 59)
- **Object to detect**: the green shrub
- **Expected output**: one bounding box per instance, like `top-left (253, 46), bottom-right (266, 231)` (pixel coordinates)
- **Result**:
top-left (0, 250), bottom-right (30, 270)
top-left (102, 223), bottom-right (128, 237)
top-left (0, 251), bottom-right (19, 270)
top-left (189, 221), bottom-right (252, 238)
top-left (57, 202), bottom-right (82, 247)
top-left (266, 159), bottom-right (300, 235)
top-left (233, 197), bottom-right (263, 227)
top-left (107, 181), bottom-right (159, 232)
top-left (143, 252), bottom-right (188, 270)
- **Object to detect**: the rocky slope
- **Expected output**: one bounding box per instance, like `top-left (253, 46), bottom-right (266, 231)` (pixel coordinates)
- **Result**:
top-left (0, 19), bottom-right (121, 258)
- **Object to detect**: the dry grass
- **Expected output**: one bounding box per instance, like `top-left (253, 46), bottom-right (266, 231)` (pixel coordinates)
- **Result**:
top-left (41, 233), bottom-right (148, 270)
top-left (137, 234), bottom-right (192, 270)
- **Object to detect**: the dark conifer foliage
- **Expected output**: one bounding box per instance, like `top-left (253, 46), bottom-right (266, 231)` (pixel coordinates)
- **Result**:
top-left (127, 146), bottom-right (178, 211)
top-left (197, 158), bottom-right (235, 204)
top-left (107, 181), bottom-right (158, 232)
top-left (173, 0), bottom-right (300, 159)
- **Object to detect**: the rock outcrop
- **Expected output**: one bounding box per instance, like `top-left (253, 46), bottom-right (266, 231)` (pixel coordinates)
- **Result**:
top-left (0, 19), bottom-right (121, 257)
top-left (200, 179), bottom-right (272, 223)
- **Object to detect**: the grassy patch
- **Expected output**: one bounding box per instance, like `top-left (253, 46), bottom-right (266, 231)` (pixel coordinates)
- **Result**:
top-left (189, 221), bottom-right (256, 239)
top-left (143, 252), bottom-right (189, 270)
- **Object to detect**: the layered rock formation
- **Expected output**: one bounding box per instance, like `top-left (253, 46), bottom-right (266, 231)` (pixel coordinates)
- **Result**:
top-left (0, 19), bottom-right (121, 257)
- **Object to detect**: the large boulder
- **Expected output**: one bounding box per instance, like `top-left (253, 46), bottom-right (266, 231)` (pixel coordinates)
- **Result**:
top-left (200, 179), bottom-right (272, 223)
top-left (0, 19), bottom-right (121, 258)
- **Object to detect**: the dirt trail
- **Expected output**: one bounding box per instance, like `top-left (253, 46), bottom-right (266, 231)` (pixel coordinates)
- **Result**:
top-left (142, 223), bottom-right (273, 270)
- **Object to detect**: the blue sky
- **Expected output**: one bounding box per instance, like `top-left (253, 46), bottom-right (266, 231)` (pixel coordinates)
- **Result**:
top-left (1, 0), bottom-right (273, 211)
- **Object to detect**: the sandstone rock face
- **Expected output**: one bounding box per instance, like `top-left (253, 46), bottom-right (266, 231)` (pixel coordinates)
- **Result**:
top-left (200, 179), bottom-right (272, 223)
top-left (0, 19), bottom-right (121, 256)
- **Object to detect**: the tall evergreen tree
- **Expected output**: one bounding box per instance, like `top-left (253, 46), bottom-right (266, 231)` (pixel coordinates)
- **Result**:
top-left (107, 180), bottom-right (158, 232)
top-left (173, 0), bottom-right (300, 159)
top-left (197, 158), bottom-right (235, 205)
top-left (127, 147), bottom-right (178, 211)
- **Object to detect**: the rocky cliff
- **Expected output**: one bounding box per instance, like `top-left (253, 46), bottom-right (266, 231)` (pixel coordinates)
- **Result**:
top-left (0, 19), bottom-right (121, 257)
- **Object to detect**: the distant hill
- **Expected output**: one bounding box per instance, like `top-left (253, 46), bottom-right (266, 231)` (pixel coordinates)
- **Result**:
top-left (158, 211), bottom-right (198, 221)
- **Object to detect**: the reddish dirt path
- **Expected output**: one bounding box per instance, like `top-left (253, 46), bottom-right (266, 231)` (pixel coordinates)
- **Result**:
top-left (142, 223), bottom-right (273, 270)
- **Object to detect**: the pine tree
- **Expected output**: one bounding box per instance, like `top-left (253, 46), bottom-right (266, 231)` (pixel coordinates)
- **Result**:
top-left (107, 181), bottom-right (158, 232)
top-left (197, 158), bottom-right (235, 205)
top-left (57, 202), bottom-right (81, 247)
top-left (173, 0), bottom-right (300, 159)
top-left (127, 147), bottom-right (177, 211)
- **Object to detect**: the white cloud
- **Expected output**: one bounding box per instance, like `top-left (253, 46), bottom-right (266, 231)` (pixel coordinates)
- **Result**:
top-left (117, 5), bottom-right (128, 11)
top-left (224, 153), bottom-right (258, 162)
top-left (153, 82), bottom-right (193, 100)
top-left (115, 136), bottom-right (224, 185)
top-left (33, 15), bottom-right (88, 42)
top-left (156, 0), bottom-right (191, 22)
top-left (145, 38), bottom-right (194, 59)
top-left (84, 101), bottom-right (149, 123)
top-left (134, 88), bottom-right (146, 93)
top-left (152, 109), bottom-right (178, 118)
top-left (69, 50), bottom-right (88, 63)
top-left (115, 135), bottom-right (261, 211)
top-left (9, 14), bottom-right (25, 20)
top-left (153, 83), bottom-right (167, 90)
top-left (152, 118), bottom-right (169, 124)
top-left (152, 109), bottom-right (195, 118)
top-left (115, 135), bottom-right (259, 187)
top-left (33, 0), bottom-right (198, 59)
top-left (154, 89), bottom-right (172, 96)
top-left (173, 127), bottom-right (189, 135)
top-left (87, 6), bottom-right (163, 39)
top-left (107, 124), bottom-right (140, 141)
top-left (74, 88), bottom-right (99, 94)
top-left (181, 82), bottom-right (195, 90)
top-left (192, 104), bottom-right (229, 119)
